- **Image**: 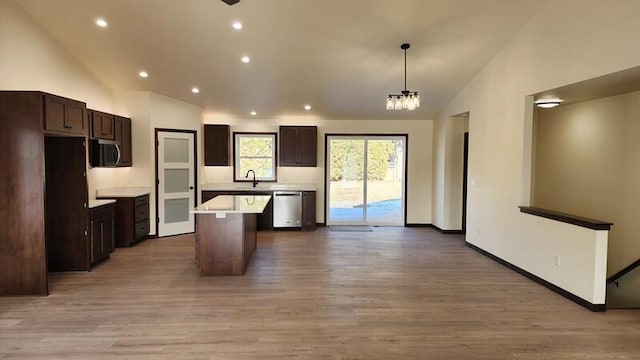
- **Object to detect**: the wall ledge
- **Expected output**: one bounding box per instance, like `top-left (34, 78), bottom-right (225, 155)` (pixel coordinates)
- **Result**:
top-left (519, 206), bottom-right (613, 230)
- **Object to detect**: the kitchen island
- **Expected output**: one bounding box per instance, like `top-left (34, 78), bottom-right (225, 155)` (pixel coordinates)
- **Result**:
top-left (192, 195), bottom-right (271, 276)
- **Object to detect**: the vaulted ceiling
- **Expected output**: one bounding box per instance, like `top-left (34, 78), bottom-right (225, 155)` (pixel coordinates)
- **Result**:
top-left (15, 0), bottom-right (540, 120)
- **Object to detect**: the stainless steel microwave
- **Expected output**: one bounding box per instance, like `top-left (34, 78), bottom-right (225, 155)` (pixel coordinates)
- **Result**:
top-left (90, 139), bottom-right (121, 167)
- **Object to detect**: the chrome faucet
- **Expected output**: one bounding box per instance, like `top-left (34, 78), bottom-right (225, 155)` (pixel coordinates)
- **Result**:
top-left (245, 169), bottom-right (258, 188)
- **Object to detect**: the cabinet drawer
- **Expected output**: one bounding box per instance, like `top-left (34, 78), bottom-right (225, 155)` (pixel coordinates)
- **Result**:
top-left (134, 195), bottom-right (149, 207)
top-left (134, 204), bottom-right (149, 223)
top-left (135, 219), bottom-right (150, 240)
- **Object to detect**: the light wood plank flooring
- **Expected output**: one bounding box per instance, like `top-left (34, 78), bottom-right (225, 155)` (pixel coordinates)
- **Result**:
top-left (1, 228), bottom-right (639, 359)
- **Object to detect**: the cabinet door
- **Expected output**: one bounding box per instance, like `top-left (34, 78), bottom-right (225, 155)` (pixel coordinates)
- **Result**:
top-left (44, 95), bottom-right (67, 133)
top-left (204, 124), bottom-right (229, 166)
top-left (302, 191), bottom-right (316, 230)
top-left (90, 218), bottom-right (102, 264)
top-left (66, 101), bottom-right (87, 135)
top-left (103, 213), bottom-right (115, 254)
top-left (90, 111), bottom-right (114, 139)
top-left (297, 127), bottom-right (317, 166)
top-left (115, 116), bottom-right (132, 166)
top-left (279, 126), bottom-right (299, 166)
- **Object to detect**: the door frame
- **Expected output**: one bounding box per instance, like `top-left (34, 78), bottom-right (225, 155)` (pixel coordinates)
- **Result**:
top-left (324, 133), bottom-right (409, 226)
top-left (154, 128), bottom-right (198, 237)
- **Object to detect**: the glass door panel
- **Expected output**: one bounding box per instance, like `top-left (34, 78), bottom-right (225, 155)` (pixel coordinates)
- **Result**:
top-left (366, 139), bottom-right (405, 225)
top-left (327, 138), bottom-right (365, 224)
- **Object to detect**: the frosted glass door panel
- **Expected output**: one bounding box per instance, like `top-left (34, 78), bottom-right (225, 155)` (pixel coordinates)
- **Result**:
top-left (164, 169), bottom-right (190, 193)
top-left (165, 198), bottom-right (190, 223)
top-left (164, 138), bottom-right (189, 163)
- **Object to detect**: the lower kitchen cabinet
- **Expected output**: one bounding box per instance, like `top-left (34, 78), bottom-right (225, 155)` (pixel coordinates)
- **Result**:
top-left (202, 191), bottom-right (273, 230)
top-left (302, 191), bottom-right (316, 231)
top-left (98, 194), bottom-right (150, 247)
top-left (89, 203), bottom-right (115, 266)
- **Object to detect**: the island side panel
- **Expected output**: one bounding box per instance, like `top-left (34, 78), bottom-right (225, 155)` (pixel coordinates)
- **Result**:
top-left (196, 213), bottom-right (257, 275)
top-left (243, 213), bottom-right (257, 273)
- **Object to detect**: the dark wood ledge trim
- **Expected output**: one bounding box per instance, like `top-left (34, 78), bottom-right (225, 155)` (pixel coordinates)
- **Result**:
top-left (406, 223), bottom-right (463, 234)
top-left (519, 206), bottom-right (613, 231)
top-left (466, 241), bottom-right (606, 312)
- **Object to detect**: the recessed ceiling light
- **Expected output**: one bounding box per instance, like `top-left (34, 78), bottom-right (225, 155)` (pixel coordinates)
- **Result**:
top-left (191, 87), bottom-right (200, 94)
top-left (139, 71), bottom-right (148, 78)
top-left (95, 18), bottom-right (108, 28)
top-left (232, 21), bottom-right (243, 30)
top-left (241, 56), bottom-right (250, 64)
top-left (534, 98), bottom-right (562, 108)
top-left (304, 105), bottom-right (312, 111)
top-left (250, 111), bottom-right (257, 116)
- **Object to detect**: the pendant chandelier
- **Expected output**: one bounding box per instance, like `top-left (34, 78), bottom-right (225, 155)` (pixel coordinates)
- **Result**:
top-left (386, 43), bottom-right (420, 111)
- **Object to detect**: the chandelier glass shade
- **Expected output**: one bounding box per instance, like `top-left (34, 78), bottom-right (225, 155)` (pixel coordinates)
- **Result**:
top-left (386, 43), bottom-right (420, 111)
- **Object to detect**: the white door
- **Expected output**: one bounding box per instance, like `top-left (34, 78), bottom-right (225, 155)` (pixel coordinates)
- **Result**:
top-left (157, 131), bottom-right (196, 237)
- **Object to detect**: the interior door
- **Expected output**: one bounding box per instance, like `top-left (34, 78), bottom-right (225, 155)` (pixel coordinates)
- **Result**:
top-left (157, 131), bottom-right (196, 237)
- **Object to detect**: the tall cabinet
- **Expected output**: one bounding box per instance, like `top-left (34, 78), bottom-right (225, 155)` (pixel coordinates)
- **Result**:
top-left (0, 91), bottom-right (91, 295)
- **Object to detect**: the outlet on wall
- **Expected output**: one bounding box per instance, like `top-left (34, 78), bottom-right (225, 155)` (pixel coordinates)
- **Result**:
top-left (554, 254), bottom-right (561, 268)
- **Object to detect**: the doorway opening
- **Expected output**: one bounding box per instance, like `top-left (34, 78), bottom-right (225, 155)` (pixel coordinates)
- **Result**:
top-left (155, 129), bottom-right (197, 237)
top-left (325, 135), bottom-right (407, 226)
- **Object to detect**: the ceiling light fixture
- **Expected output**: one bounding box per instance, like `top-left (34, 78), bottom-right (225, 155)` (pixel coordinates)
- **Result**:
top-left (139, 71), bottom-right (148, 78)
top-left (534, 98), bottom-right (562, 108)
top-left (232, 22), bottom-right (243, 30)
top-left (304, 105), bottom-right (311, 111)
top-left (250, 111), bottom-right (257, 116)
top-left (241, 56), bottom-right (250, 64)
top-left (191, 87), bottom-right (200, 94)
top-left (95, 18), bottom-right (108, 28)
top-left (221, 0), bottom-right (240, 5)
top-left (386, 43), bottom-right (420, 111)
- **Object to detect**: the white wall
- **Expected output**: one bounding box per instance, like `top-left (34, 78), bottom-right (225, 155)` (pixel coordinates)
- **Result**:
top-left (432, 115), bottom-right (468, 230)
top-left (202, 115), bottom-right (434, 224)
top-left (114, 92), bottom-right (203, 235)
top-left (433, 0), bottom-right (640, 304)
top-left (0, 1), bottom-right (119, 198)
top-left (534, 91), bottom-right (640, 275)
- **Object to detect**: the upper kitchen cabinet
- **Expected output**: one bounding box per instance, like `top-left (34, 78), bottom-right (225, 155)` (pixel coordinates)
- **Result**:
top-left (279, 126), bottom-right (317, 167)
top-left (114, 116), bottom-right (132, 167)
top-left (204, 124), bottom-right (230, 166)
top-left (89, 109), bottom-right (115, 140)
top-left (44, 93), bottom-right (87, 136)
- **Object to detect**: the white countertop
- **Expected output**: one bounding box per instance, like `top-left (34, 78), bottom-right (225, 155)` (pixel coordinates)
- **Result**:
top-left (192, 195), bottom-right (272, 214)
top-left (96, 186), bottom-right (151, 198)
top-left (202, 183), bottom-right (317, 192)
top-left (89, 199), bottom-right (116, 208)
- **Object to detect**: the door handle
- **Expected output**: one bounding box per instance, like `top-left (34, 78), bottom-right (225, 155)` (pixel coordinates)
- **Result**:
top-left (189, 186), bottom-right (194, 190)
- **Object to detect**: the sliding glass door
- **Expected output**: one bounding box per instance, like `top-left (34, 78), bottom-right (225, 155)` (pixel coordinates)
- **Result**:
top-left (326, 135), bottom-right (406, 226)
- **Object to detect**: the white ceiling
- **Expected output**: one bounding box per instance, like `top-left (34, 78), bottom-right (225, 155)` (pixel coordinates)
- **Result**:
top-left (15, 0), bottom-right (540, 120)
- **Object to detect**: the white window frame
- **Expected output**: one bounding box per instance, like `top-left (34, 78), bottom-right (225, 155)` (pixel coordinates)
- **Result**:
top-left (233, 132), bottom-right (278, 182)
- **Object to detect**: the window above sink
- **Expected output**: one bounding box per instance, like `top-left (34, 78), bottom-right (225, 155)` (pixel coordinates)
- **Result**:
top-left (233, 132), bottom-right (277, 183)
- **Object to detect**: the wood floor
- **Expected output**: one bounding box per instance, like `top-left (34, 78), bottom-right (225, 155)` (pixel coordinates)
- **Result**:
top-left (1, 228), bottom-right (639, 359)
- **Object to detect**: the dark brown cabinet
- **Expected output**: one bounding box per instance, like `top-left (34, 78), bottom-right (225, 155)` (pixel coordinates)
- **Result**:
top-left (114, 116), bottom-right (132, 166)
top-left (202, 191), bottom-right (273, 230)
top-left (97, 194), bottom-right (150, 247)
top-left (279, 126), bottom-right (317, 167)
top-left (204, 124), bottom-right (230, 166)
top-left (89, 203), bottom-right (115, 266)
top-left (1, 91), bottom-right (89, 295)
top-left (90, 110), bottom-right (115, 140)
top-left (44, 93), bottom-right (87, 136)
top-left (302, 191), bottom-right (316, 231)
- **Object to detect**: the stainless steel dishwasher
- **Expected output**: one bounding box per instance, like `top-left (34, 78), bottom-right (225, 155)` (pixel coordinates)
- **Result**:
top-left (273, 191), bottom-right (302, 228)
